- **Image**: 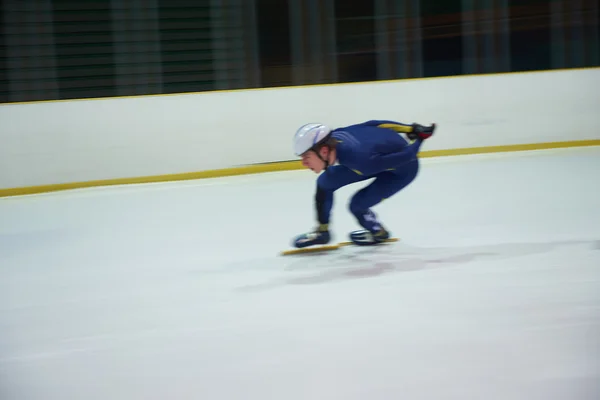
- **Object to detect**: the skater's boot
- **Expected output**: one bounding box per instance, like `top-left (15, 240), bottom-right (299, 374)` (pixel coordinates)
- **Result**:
top-left (293, 224), bottom-right (331, 248)
top-left (349, 209), bottom-right (390, 245)
top-left (349, 226), bottom-right (390, 246)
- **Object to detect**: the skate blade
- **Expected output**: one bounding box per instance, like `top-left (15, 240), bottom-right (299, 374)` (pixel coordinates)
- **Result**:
top-left (280, 238), bottom-right (399, 256)
top-left (280, 244), bottom-right (342, 256)
top-left (338, 237), bottom-right (399, 246)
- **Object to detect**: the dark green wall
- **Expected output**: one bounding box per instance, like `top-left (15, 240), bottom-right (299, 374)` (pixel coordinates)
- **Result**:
top-left (1, 0), bottom-right (598, 103)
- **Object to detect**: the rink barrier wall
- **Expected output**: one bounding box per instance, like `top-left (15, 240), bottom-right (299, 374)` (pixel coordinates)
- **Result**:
top-left (1, 139), bottom-right (599, 198)
top-left (1, 66), bottom-right (599, 198)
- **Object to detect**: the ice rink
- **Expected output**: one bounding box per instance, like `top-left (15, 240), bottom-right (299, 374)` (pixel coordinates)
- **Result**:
top-left (1, 146), bottom-right (600, 400)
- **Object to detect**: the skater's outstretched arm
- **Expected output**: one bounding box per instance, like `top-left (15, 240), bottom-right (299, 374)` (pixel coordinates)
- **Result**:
top-left (361, 120), bottom-right (415, 133)
top-left (360, 120), bottom-right (436, 142)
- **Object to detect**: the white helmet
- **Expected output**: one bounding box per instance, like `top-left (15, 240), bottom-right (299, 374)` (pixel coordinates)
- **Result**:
top-left (293, 123), bottom-right (332, 156)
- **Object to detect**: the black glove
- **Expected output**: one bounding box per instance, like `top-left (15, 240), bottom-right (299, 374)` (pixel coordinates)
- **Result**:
top-left (410, 123), bottom-right (436, 140)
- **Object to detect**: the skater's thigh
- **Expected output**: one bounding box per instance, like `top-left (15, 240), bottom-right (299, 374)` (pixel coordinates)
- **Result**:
top-left (318, 165), bottom-right (371, 191)
top-left (359, 162), bottom-right (419, 200)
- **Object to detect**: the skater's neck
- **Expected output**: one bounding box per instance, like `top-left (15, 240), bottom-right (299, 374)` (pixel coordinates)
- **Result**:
top-left (327, 148), bottom-right (337, 166)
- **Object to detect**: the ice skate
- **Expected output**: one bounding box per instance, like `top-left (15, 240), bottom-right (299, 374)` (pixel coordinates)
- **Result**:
top-left (293, 227), bottom-right (331, 248)
top-left (281, 226), bottom-right (397, 256)
top-left (349, 226), bottom-right (391, 246)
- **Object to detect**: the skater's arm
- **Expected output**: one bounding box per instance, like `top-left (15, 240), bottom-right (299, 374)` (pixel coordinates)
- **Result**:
top-left (361, 120), bottom-right (414, 133)
top-left (291, 186), bottom-right (332, 248)
top-left (315, 185), bottom-right (332, 230)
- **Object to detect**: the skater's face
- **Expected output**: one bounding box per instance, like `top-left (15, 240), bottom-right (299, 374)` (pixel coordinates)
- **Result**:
top-left (301, 147), bottom-right (330, 173)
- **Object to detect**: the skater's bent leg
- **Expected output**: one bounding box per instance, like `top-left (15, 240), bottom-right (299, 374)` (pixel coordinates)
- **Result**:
top-left (349, 161), bottom-right (419, 232)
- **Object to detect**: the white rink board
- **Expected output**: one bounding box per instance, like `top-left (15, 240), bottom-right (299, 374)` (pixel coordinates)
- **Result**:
top-left (1, 68), bottom-right (599, 189)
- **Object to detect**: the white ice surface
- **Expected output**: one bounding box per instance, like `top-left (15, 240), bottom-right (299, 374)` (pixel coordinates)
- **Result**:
top-left (1, 147), bottom-right (600, 400)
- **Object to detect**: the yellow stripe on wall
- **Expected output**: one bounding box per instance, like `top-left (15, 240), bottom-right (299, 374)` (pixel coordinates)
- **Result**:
top-left (1, 139), bottom-right (599, 198)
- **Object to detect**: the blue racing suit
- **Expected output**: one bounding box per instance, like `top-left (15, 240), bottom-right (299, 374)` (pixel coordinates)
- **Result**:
top-left (315, 120), bottom-right (422, 232)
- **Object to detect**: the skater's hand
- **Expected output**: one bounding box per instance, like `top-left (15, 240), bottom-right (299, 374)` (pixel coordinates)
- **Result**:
top-left (411, 123), bottom-right (436, 140)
